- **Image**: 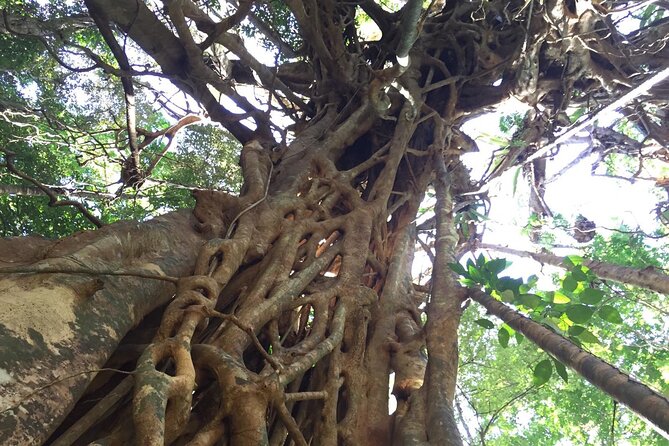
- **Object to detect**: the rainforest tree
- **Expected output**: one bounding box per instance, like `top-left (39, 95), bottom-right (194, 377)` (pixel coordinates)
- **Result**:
top-left (0, 0), bottom-right (668, 444)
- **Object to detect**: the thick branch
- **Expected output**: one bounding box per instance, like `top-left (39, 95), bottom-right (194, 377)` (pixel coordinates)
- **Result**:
top-left (424, 154), bottom-right (464, 445)
top-left (469, 289), bottom-right (669, 434)
top-left (479, 243), bottom-right (669, 296)
top-left (84, 0), bottom-right (258, 143)
top-left (1, 149), bottom-right (103, 227)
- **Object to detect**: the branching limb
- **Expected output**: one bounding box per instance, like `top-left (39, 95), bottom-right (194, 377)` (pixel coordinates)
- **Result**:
top-left (1, 149), bottom-right (103, 227)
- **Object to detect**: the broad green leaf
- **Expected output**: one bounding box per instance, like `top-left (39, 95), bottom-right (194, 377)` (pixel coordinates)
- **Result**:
top-left (498, 277), bottom-right (523, 295)
top-left (598, 305), bottom-right (623, 324)
top-left (501, 323), bottom-right (515, 335)
top-left (570, 265), bottom-right (588, 282)
top-left (515, 332), bottom-right (524, 344)
top-left (562, 256), bottom-right (575, 268)
top-left (476, 253), bottom-right (486, 267)
top-left (468, 264), bottom-right (482, 282)
top-left (474, 318), bottom-right (495, 329)
top-left (553, 291), bottom-right (571, 304)
top-left (577, 328), bottom-right (601, 345)
top-left (498, 326), bottom-right (510, 347)
top-left (517, 293), bottom-right (541, 309)
top-left (478, 266), bottom-right (492, 282)
top-left (562, 276), bottom-right (578, 292)
top-left (579, 288), bottom-right (604, 305)
top-left (565, 255), bottom-right (584, 266)
top-left (552, 358), bottom-right (569, 383)
top-left (568, 325), bottom-right (585, 336)
top-left (500, 289), bottom-right (515, 303)
top-left (485, 258), bottom-right (507, 275)
top-left (565, 304), bottom-right (594, 324)
top-left (533, 359), bottom-right (553, 386)
top-left (448, 262), bottom-right (467, 277)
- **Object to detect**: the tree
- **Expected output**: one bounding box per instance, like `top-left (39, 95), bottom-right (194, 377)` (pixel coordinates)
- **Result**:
top-left (0, 1), bottom-right (668, 445)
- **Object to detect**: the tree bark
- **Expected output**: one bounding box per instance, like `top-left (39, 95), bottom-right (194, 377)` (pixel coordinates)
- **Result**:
top-left (0, 211), bottom-right (204, 445)
top-left (4, 0), bottom-right (669, 443)
top-left (470, 289), bottom-right (669, 434)
top-left (424, 156), bottom-right (464, 445)
top-left (479, 243), bottom-right (669, 296)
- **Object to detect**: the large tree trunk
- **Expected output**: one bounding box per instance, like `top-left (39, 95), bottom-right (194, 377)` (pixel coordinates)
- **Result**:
top-left (3, 0), bottom-right (669, 443)
top-left (0, 211), bottom-right (204, 445)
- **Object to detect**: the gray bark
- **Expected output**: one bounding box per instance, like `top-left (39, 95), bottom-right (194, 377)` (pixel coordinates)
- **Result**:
top-left (0, 211), bottom-right (204, 445)
top-left (479, 243), bottom-right (669, 296)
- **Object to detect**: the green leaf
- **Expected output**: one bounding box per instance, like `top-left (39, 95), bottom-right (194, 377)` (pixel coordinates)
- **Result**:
top-left (568, 325), bottom-right (585, 336)
top-left (565, 255), bottom-right (584, 266)
top-left (468, 264), bottom-right (482, 282)
top-left (476, 253), bottom-right (486, 267)
top-left (498, 277), bottom-right (523, 295)
top-left (579, 288), bottom-right (604, 305)
top-left (553, 291), bottom-right (571, 304)
top-left (500, 289), bottom-right (515, 303)
top-left (533, 359), bottom-right (553, 386)
top-left (474, 318), bottom-right (495, 329)
top-left (570, 265), bottom-right (588, 282)
top-left (515, 332), bottom-right (524, 345)
top-left (517, 293), bottom-right (541, 309)
top-left (485, 258), bottom-right (507, 275)
top-left (498, 326), bottom-right (510, 347)
top-left (598, 305), bottom-right (623, 324)
top-left (577, 328), bottom-right (601, 345)
top-left (552, 359), bottom-right (568, 383)
top-left (565, 304), bottom-right (594, 324)
top-left (562, 276), bottom-right (578, 292)
top-left (448, 262), bottom-right (467, 277)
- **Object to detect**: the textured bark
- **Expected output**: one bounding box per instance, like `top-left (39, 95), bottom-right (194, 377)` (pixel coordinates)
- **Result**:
top-left (3, 0), bottom-right (668, 443)
top-left (479, 243), bottom-right (669, 296)
top-left (423, 156), bottom-right (464, 445)
top-left (0, 211), bottom-right (204, 445)
top-left (470, 289), bottom-right (669, 434)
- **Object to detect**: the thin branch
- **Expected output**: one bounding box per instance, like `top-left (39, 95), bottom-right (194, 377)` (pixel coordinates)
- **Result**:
top-left (86, 2), bottom-right (141, 164)
top-left (1, 149), bottom-right (103, 227)
top-left (0, 266), bottom-right (179, 283)
top-left (1, 368), bottom-right (135, 415)
top-left (524, 66), bottom-right (669, 164)
top-left (50, 376), bottom-right (134, 446)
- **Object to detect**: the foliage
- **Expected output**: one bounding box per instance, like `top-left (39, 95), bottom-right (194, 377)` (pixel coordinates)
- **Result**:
top-left (453, 252), bottom-right (669, 444)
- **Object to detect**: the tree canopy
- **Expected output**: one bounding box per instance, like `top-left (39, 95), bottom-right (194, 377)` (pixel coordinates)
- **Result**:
top-left (0, 0), bottom-right (668, 445)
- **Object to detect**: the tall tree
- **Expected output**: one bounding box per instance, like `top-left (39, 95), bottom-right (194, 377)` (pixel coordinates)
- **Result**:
top-left (0, 1), bottom-right (668, 445)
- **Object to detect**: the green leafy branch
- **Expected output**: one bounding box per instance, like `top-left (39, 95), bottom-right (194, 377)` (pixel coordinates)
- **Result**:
top-left (450, 254), bottom-right (624, 386)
